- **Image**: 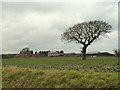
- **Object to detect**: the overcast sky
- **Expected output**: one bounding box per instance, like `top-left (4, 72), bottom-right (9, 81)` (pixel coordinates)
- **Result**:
top-left (2, 2), bottom-right (118, 54)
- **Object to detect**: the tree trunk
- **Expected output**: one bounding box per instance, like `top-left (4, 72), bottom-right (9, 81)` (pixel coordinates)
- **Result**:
top-left (82, 46), bottom-right (87, 60)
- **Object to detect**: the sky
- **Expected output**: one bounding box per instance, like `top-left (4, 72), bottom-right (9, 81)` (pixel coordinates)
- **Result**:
top-left (2, 2), bottom-right (118, 54)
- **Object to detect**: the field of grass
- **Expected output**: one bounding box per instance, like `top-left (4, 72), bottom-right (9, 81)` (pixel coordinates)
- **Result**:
top-left (3, 57), bottom-right (119, 72)
top-left (2, 57), bottom-right (119, 88)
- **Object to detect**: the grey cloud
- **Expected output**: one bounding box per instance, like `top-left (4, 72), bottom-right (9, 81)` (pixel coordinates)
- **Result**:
top-left (2, 2), bottom-right (118, 54)
top-left (2, 2), bottom-right (67, 14)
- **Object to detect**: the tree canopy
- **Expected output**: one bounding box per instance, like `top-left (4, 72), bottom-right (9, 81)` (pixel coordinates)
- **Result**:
top-left (61, 20), bottom-right (112, 59)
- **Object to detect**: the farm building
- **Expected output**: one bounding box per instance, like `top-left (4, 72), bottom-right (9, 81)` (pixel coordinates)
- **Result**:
top-left (19, 48), bottom-right (32, 57)
top-left (48, 51), bottom-right (59, 57)
top-left (18, 48), bottom-right (47, 58)
top-left (97, 52), bottom-right (115, 57)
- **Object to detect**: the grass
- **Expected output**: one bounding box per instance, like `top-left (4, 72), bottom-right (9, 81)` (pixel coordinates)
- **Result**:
top-left (2, 57), bottom-right (119, 72)
top-left (2, 66), bottom-right (118, 88)
top-left (3, 57), bottom-right (118, 66)
top-left (2, 57), bottom-right (119, 88)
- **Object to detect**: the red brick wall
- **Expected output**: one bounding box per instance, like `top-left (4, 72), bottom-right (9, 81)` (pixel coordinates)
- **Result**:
top-left (19, 51), bottom-right (29, 57)
top-left (19, 51), bottom-right (46, 58)
top-left (19, 51), bottom-right (25, 57)
top-left (48, 52), bottom-right (59, 57)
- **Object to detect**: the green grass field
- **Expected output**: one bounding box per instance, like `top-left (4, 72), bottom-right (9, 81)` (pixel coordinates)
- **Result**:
top-left (2, 57), bottom-right (119, 88)
top-left (3, 57), bottom-right (119, 72)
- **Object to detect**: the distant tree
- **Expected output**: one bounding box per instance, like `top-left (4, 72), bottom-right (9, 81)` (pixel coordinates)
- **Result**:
top-left (35, 51), bottom-right (37, 54)
top-left (59, 50), bottom-right (64, 56)
top-left (56, 51), bottom-right (59, 53)
top-left (30, 51), bottom-right (33, 54)
top-left (60, 50), bottom-right (64, 53)
top-left (114, 49), bottom-right (120, 57)
top-left (22, 47), bottom-right (30, 53)
top-left (39, 51), bottom-right (42, 54)
top-left (39, 51), bottom-right (50, 56)
top-left (73, 53), bottom-right (76, 55)
top-left (61, 20), bottom-right (112, 59)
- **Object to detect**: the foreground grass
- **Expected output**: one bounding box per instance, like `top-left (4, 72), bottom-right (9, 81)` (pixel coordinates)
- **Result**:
top-left (3, 66), bottom-right (118, 88)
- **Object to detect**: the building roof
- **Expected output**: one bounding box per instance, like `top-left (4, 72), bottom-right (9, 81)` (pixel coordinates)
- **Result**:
top-left (86, 51), bottom-right (99, 54)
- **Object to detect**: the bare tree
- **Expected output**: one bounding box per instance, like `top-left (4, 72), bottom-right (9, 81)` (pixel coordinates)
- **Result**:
top-left (61, 20), bottom-right (112, 59)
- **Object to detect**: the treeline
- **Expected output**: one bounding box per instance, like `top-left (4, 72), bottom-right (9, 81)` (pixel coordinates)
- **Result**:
top-left (35, 51), bottom-right (50, 56)
top-left (2, 54), bottom-right (17, 59)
